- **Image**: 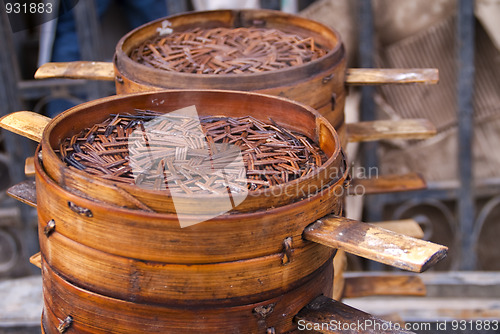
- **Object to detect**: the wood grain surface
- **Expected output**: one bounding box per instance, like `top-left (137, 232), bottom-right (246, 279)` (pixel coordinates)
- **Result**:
top-left (0, 111), bottom-right (49, 142)
top-left (346, 119), bottom-right (436, 142)
top-left (24, 156), bottom-right (35, 177)
top-left (7, 180), bottom-right (37, 207)
top-left (40, 228), bottom-right (335, 305)
top-left (35, 61), bottom-right (115, 81)
top-left (303, 215), bottom-right (447, 272)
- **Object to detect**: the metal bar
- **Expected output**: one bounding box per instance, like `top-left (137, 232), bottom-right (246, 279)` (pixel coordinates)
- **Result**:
top-left (358, 0), bottom-right (382, 222)
top-left (457, 0), bottom-right (476, 270)
top-left (358, 0), bottom-right (384, 271)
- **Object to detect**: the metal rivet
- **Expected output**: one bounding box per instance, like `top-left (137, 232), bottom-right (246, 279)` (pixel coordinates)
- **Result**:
top-left (43, 219), bottom-right (56, 237)
top-left (281, 237), bottom-right (292, 265)
top-left (68, 202), bottom-right (93, 217)
top-left (322, 74), bottom-right (334, 84)
top-left (253, 303), bottom-right (275, 319)
top-left (57, 315), bottom-right (73, 333)
top-left (115, 75), bottom-right (124, 84)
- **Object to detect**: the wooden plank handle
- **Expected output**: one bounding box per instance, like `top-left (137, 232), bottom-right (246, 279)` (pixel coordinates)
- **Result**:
top-left (342, 274), bottom-right (426, 299)
top-left (346, 119), bottom-right (437, 143)
top-left (30, 252), bottom-right (42, 269)
top-left (0, 111), bottom-right (51, 142)
top-left (295, 295), bottom-right (414, 333)
top-left (35, 61), bottom-right (115, 81)
top-left (25, 156), bottom-right (35, 177)
top-left (345, 68), bottom-right (439, 85)
top-left (7, 180), bottom-right (37, 207)
top-left (303, 215), bottom-right (447, 273)
top-left (348, 172), bottom-right (426, 195)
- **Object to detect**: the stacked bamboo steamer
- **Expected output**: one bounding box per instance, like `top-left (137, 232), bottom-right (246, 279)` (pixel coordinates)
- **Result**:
top-left (36, 90), bottom-right (348, 333)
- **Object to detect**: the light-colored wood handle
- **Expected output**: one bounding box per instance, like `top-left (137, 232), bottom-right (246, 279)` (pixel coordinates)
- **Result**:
top-left (7, 180), bottom-right (37, 207)
top-left (35, 61), bottom-right (115, 81)
top-left (25, 156), bottom-right (35, 177)
top-left (345, 68), bottom-right (439, 85)
top-left (349, 172), bottom-right (426, 195)
top-left (303, 215), bottom-right (447, 273)
top-left (295, 295), bottom-right (414, 333)
top-left (30, 252), bottom-right (42, 269)
top-left (0, 111), bottom-right (51, 142)
top-left (347, 119), bottom-right (437, 142)
top-left (342, 274), bottom-right (426, 299)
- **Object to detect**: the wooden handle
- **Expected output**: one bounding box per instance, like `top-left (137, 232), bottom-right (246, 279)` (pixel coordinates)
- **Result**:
top-left (295, 295), bottom-right (414, 333)
top-left (349, 172), bottom-right (426, 195)
top-left (303, 215), bottom-right (447, 273)
top-left (345, 68), bottom-right (439, 85)
top-left (346, 119), bottom-right (436, 143)
top-left (30, 252), bottom-right (42, 269)
top-left (25, 156), bottom-right (35, 177)
top-left (7, 180), bottom-right (37, 207)
top-left (35, 61), bottom-right (115, 81)
top-left (0, 111), bottom-right (51, 142)
top-left (342, 274), bottom-right (426, 299)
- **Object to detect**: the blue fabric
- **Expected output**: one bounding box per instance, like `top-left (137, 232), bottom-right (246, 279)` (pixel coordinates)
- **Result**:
top-left (48, 0), bottom-right (168, 116)
top-left (51, 0), bottom-right (168, 62)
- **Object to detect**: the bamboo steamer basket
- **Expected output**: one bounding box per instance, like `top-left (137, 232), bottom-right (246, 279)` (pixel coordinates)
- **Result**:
top-left (34, 89), bottom-right (345, 308)
top-left (41, 257), bottom-right (334, 334)
top-left (40, 90), bottom-right (344, 214)
top-left (114, 9), bottom-right (347, 142)
top-left (31, 90), bottom-right (345, 332)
